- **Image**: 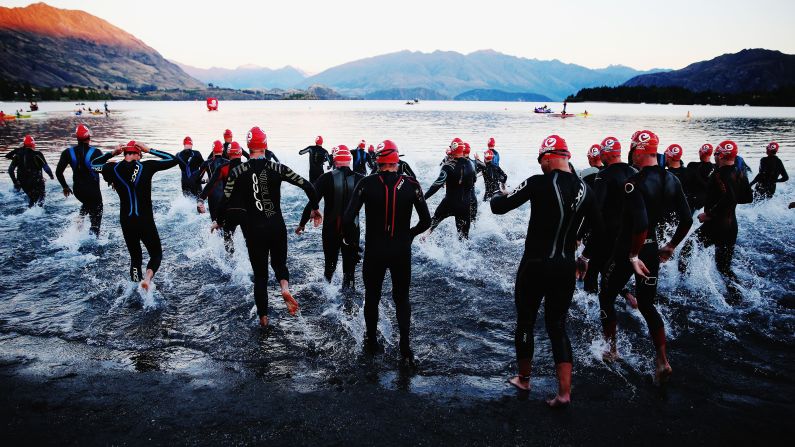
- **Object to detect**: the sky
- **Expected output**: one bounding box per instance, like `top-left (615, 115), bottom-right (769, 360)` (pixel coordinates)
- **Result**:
top-left (4, 0), bottom-right (795, 73)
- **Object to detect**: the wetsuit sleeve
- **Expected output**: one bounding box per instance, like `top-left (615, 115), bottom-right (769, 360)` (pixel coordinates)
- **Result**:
top-left (410, 182), bottom-right (432, 237)
top-left (4, 148), bottom-right (16, 160)
top-left (100, 162), bottom-right (116, 184)
top-left (198, 163), bottom-right (225, 200)
top-left (777, 158), bottom-right (788, 182)
top-left (668, 176), bottom-right (693, 249)
top-left (625, 181), bottom-right (649, 258)
top-left (33, 153), bottom-right (54, 178)
top-left (8, 159), bottom-right (18, 185)
top-left (475, 159), bottom-right (486, 173)
top-left (147, 149), bottom-right (178, 172)
top-left (299, 146), bottom-right (312, 155)
top-left (343, 178), bottom-right (365, 242)
top-left (424, 165), bottom-right (450, 199)
top-left (497, 166), bottom-right (508, 184)
top-left (56, 150), bottom-right (70, 189)
top-left (267, 150), bottom-right (279, 163)
top-left (90, 152), bottom-right (114, 170)
top-left (300, 174), bottom-right (327, 227)
top-left (490, 177), bottom-right (533, 214)
top-left (277, 163), bottom-right (320, 210)
top-left (241, 149), bottom-right (250, 160)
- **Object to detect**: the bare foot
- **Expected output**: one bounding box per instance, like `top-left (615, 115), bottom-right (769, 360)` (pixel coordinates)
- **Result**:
top-left (654, 362), bottom-right (673, 386)
top-left (624, 291), bottom-right (638, 309)
top-left (546, 394), bottom-right (571, 408)
top-left (140, 279), bottom-right (151, 291)
top-left (281, 290), bottom-right (299, 315)
top-left (259, 315), bottom-right (269, 327)
top-left (508, 375), bottom-right (530, 391)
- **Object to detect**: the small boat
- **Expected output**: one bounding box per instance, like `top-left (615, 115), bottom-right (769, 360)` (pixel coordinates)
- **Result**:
top-left (534, 107), bottom-right (553, 114)
top-left (15, 114), bottom-right (32, 119)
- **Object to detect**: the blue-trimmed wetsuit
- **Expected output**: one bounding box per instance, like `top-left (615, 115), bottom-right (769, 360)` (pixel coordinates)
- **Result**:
top-left (92, 150), bottom-right (178, 281)
top-left (56, 142), bottom-right (104, 234)
top-left (174, 148), bottom-right (205, 197)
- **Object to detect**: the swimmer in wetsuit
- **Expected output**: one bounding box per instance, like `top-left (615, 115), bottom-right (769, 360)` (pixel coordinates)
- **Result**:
top-left (174, 136), bottom-right (205, 197)
top-left (91, 141), bottom-right (178, 290)
top-left (474, 149), bottom-right (508, 201)
top-left (297, 145), bottom-right (364, 288)
top-left (750, 141), bottom-right (788, 200)
top-left (55, 124), bottom-right (105, 235)
top-left (299, 136), bottom-right (332, 183)
top-left (197, 142), bottom-right (246, 253)
top-left (590, 130), bottom-right (692, 385)
top-left (8, 135), bottom-right (54, 208)
top-left (491, 134), bottom-right (603, 407)
top-left (219, 127), bottom-right (320, 327)
top-left (424, 138), bottom-right (477, 239)
top-left (343, 140), bottom-right (431, 365)
top-left (685, 144), bottom-right (715, 212)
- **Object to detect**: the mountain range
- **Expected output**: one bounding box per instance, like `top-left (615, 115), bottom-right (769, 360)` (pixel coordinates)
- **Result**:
top-left (0, 2), bottom-right (202, 90)
top-left (175, 63), bottom-right (307, 90)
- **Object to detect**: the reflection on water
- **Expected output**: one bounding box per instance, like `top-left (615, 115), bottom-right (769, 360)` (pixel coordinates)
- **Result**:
top-left (0, 101), bottom-right (793, 400)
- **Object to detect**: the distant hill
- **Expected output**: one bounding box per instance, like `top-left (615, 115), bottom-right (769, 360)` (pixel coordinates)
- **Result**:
top-left (0, 2), bottom-right (203, 90)
top-left (453, 89), bottom-right (551, 102)
top-left (300, 49), bottom-right (666, 100)
top-left (364, 88), bottom-right (449, 100)
top-left (623, 49), bottom-right (795, 93)
top-left (176, 62), bottom-right (307, 89)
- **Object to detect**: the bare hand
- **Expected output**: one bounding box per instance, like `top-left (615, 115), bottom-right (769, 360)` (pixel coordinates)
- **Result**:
top-left (629, 257), bottom-right (650, 279)
top-left (63, 188), bottom-right (72, 197)
top-left (311, 209), bottom-right (323, 227)
top-left (295, 225), bottom-right (305, 235)
top-left (658, 244), bottom-right (674, 263)
top-left (576, 256), bottom-right (588, 280)
top-left (210, 221), bottom-right (220, 233)
top-left (136, 142), bottom-right (151, 153)
top-left (697, 212), bottom-right (709, 223)
top-left (113, 144), bottom-right (124, 156)
top-left (475, 153), bottom-right (480, 161)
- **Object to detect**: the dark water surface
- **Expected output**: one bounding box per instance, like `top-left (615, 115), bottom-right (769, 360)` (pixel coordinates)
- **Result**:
top-left (0, 101), bottom-right (793, 444)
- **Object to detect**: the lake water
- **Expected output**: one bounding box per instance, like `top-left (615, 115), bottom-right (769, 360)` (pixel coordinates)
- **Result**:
top-left (0, 100), bottom-right (793, 405)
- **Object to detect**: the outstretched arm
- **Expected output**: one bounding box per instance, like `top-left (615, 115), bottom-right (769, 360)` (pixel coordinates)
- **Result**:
top-left (8, 159), bottom-right (19, 187)
top-left (56, 151), bottom-right (70, 190)
top-left (490, 177), bottom-right (533, 215)
top-left (777, 158), bottom-right (789, 183)
top-left (424, 166), bottom-right (449, 199)
top-left (36, 153), bottom-right (54, 179)
top-left (277, 163), bottom-right (320, 210)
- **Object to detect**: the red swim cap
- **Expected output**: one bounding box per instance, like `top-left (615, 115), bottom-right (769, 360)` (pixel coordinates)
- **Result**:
top-left (665, 144), bottom-right (683, 161)
top-left (484, 149), bottom-right (494, 163)
top-left (22, 134), bottom-right (35, 148)
top-left (376, 140), bottom-right (400, 164)
top-left (600, 136), bottom-right (621, 155)
top-left (212, 140), bottom-right (223, 155)
top-left (75, 124), bottom-right (91, 141)
top-left (246, 127), bottom-right (268, 150)
top-left (587, 144), bottom-right (601, 160)
top-left (333, 145), bottom-right (352, 164)
top-left (463, 142), bottom-right (471, 157)
top-left (538, 135), bottom-right (570, 162)
top-left (368, 144), bottom-right (375, 153)
top-left (228, 141), bottom-right (243, 159)
top-left (124, 140), bottom-right (141, 155)
top-left (315, 135), bottom-right (323, 146)
top-left (630, 130), bottom-right (659, 155)
top-left (699, 143), bottom-right (713, 156)
top-left (449, 137), bottom-right (465, 157)
top-left (358, 140), bottom-right (366, 150)
top-left (487, 137), bottom-right (496, 148)
top-left (223, 129), bottom-right (233, 138)
top-left (715, 140), bottom-right (738, 159)
top-left (183, 136), bottom-right (193, 147)
top-left (767, 141), bottom-right (779, 154)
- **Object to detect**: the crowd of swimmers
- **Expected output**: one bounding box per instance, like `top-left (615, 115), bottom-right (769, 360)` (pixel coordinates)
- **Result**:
top-left (3, 124), bottom-right (790, 407)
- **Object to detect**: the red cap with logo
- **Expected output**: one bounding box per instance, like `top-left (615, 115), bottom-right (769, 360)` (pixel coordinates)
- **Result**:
top-left (463, 142), bottom-right (471, 157)
top-left (630, 130), bottom-right (659, 155)
top-left (228, 142), bottom-right (243, 159)
top-left (368, 144), bottom-right (375, 153)
top-left (600, 136), bottom-right (621, 155)
top-left (333, 145), bottom-right (352, 164)
top-left (315, 135), bottom-right (323, 146)
top-left (587, 144), bottom-right (601, 160)
top-left (75, 124), bottom-right (91, 141)
top-left (183, 136), bottom-right (193, 147)
top-left (212, 140), bottom-right (223, 155)
top-left (223, 129), bottom-right (233, 138)
top-left (715, 140), bottom-right (738, 158)
top-left (376, 140), bottom-right (400, 164)
top-left (22, 135), bottom-right (35, 148)
top-left (665, 144), bottom-right (683, 161)
top-left (766, 141), bottom-right (779, 154)
top-left (538, 135), bottom-right (570, 162)
top-left (124, 140), bottom-right (141, 155)
top-left (449, 137), bottom-right (465, 157)
top-left (488, 137), bottom-right (496, 148)
top-left (484, 149), bottom-right (495, 163)
top-left (699, 143), bottom-right (714, 156)
top-left (247, 127), bottom-right (268, 150)
top-left (358, 140), bottom-right (366, 150)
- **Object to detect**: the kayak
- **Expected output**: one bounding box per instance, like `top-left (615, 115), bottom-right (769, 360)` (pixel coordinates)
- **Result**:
top-left (90, 111), bottom-right (104, 115)
top-left (15, 114), bottom-right (31, 119)
top-left (1, 115), bottom-right (16, 120)
top-left (577, 113), bottom-right (590, 117)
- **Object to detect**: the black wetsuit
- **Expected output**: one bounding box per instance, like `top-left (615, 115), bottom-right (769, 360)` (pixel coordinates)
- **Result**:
top-left (475, 160), bottom-right (508, 201)
top-left (56, 143), bottom-right (105, 234)
top-left (352, 148), bottom-right (368, 176)
top-left (491, 169), bottom-right (602, 366)
top-left (174, 148), bottom-right (205, 196)
top-left (425, 157), bottom-right (476, 238)
top-left (750, 155), bottom-right (788, 199)
top-left (366, 151), bottom-right (378, 174)
top-left (466, 158), bottom-right (479, 222)
top-left (343, 171), bottom-right (431, 356)
top-left (8, 147), bottom-right (53, 208)
top-left (92, 150), bottom-right (178, 281)
top-left (685, 161), bottom-right (714, 211)
top-left (221, 141), bottom-right (253, 161)
top-left (681, 165), bottom-right (745, 300)
top-left (299, 145), bottom-right (331, 182)
top-left (580, 163), bottom-right (637, 294)
top-left (300, 167), bottom-right (365, 284)
top-left (398, 160), bottom-right (416, 178)
top-left (598, 165), bottom-right (692, 347)
top-left (220, 158), bottom-right (318, 317)
top-left (200, 158), bottom-right (243, 253)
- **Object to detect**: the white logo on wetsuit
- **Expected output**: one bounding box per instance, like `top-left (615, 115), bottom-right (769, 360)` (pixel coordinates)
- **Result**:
top-left (397, 178), bottom-right (405, 190)
top-left (508, 180), bottom-right (528, 197)
top-left (130, 164), bottom-right (140, 182)
top-left (573, 184), bottom-right (585, 210)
